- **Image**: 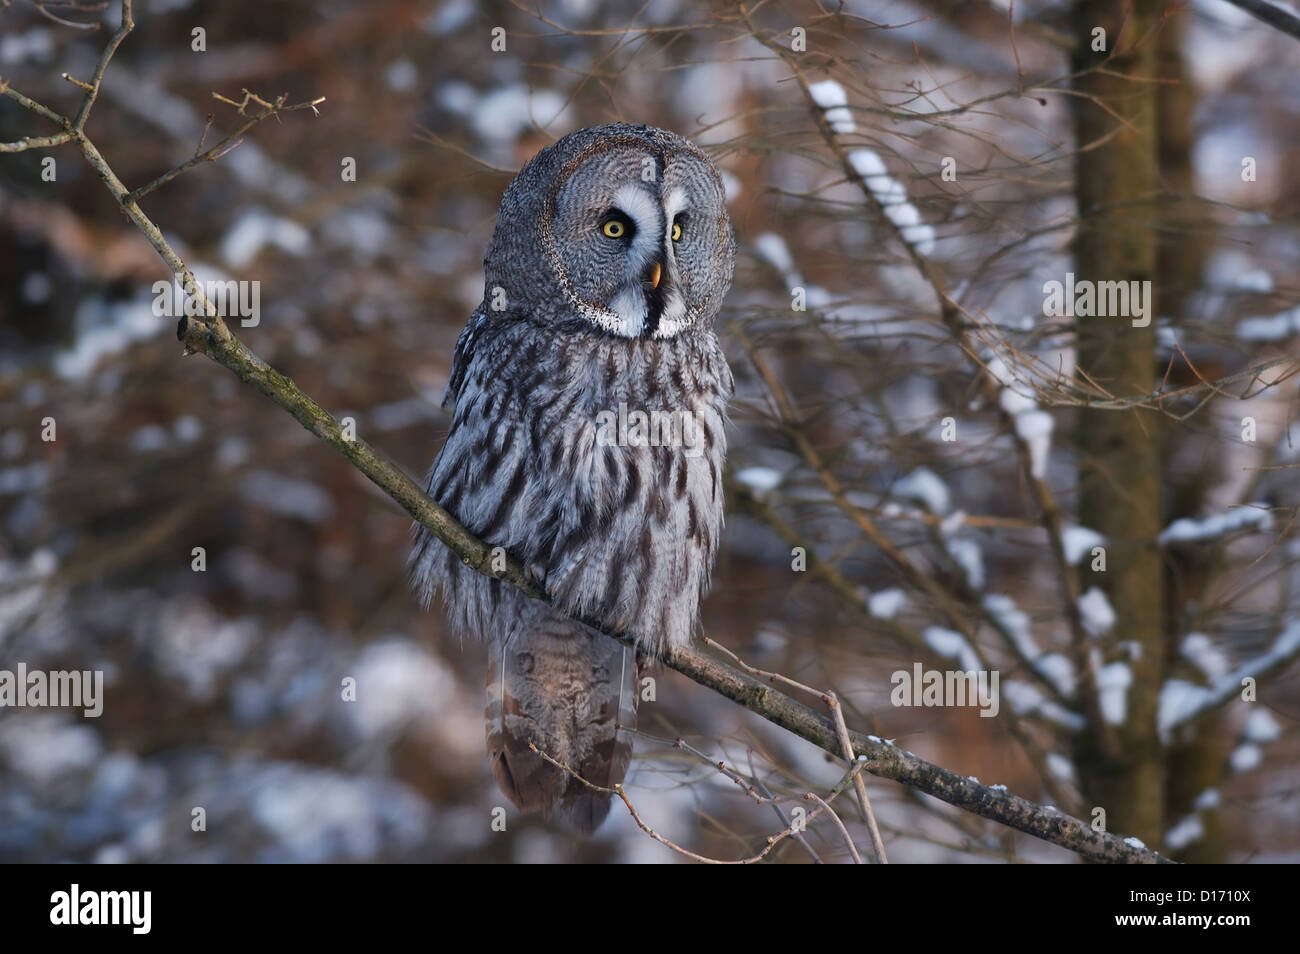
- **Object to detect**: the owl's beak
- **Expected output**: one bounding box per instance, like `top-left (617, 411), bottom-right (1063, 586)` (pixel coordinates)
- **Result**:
top-left (641, 258), bottom-right (668, 338)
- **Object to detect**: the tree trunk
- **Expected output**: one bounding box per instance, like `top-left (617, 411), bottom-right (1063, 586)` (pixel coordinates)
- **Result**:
top-left (1154, 8), bottom-right (1228, 864)
top-left (1070, 0), bottom-right (1167, 850)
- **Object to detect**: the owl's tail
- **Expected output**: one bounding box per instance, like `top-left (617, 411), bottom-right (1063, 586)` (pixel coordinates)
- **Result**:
top-left (485, 615), bottom-right (642, 835)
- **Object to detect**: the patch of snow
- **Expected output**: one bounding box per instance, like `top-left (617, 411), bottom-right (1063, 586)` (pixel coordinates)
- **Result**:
top-left (923, 626), bottom-right (981, 672)
top-left (239, 470), bottom-right (334, 524)
top-left (0, 715), bottom-right (102, 787)
top-left (938, 510), bottom-right (966, 537)
top-left (753, 232), bottom-right (796, 277)
top-left (1097, 661), bottom-right (1131, 725)
top-left (1180, 632), bottom-right (1229, 682)
top-left (868, 588), bottom-right (905, 619)
top-left (983, 593), bottom-right (1073, 694)
top-left (1242, 707), bottom-right (1281, 743)
top-left (129, 424), bottom-right (169, 454)
top-left (1046, 752), bottom-right (1077, 783)
top-left (1236, 306), bottom-right (1300, 342)
top-left (1159, 504), bottom-right (1273, 544)
top-left (152, 602), bottom-right (257, 702)
top-left (1231, 269), bottom-right (1273, 293)
top-left (471, 85), bottom-right (574, 143)
top-left (0, 462), bottom-right (49, 495)
top-left (848, 148), bottom-right (887, 179)
top-left (249, 764), bottom-right (432, 862)
top-left (1078, 587), bottom-right (1116, 639)
top-left (222, 207), bottom-right (311, 268)
top-left (999, 385), bottom-right (1037, 416)
top-left (808, 79), bottom-right (855, 134)
top-left (1157, 678), bottom-right (1211, 740)
top-left (720, 169), bottom-right (742, 203)
top-left (217, 435), bottom-right (250, 471)
top-left (1165, 814), bottom-right (1204, 851)
top-left (1002, 680), bottom-right (1086, 731)
top-left (1193, 788), bottom-right (1220, 811)
top-left (54, 297), bottom-right (167, 380)
top-left (1014, 410), bottom-right (1054, 479)
top-left (0, 27), bottom-right (54, 65)
top-left (1061, 524), bottom-right (1105, 566)
top-left (946, 537), bottom-right (984, 590)
top-left (1229, 743), bottom-right (1261, 773)
top-left (1038, 654), bottom-right (1076, 697)
top-left (902, 222), bottom-right (936, 256)
top-left (864, 173), bottom-right (907, 205)
top-left (437, 80), bottom-right (478, 116)
top-left (426, 0), bottom-right (475, 34)
top-left (843, 149), bottom-right (935, 253)
top-left (385, 59), bottom-right (418, 93)
top-left (733, 466), bottom-right (783, 494)
top-left (173, 415), bottom-right (203, 443)
top-left (893, 466), bottom-right (950, 514)
top-left (345, 640), bottom-right (457, 739)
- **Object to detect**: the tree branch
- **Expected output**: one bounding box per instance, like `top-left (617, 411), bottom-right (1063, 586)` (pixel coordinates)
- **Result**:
top-left (124, 90), bottom-right (325, 204)
top-left (1222, 0), bottom-right (1300, 42)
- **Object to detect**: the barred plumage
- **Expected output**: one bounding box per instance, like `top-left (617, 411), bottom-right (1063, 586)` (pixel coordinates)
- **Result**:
top-left (410, 124), bottom-right (734, 832)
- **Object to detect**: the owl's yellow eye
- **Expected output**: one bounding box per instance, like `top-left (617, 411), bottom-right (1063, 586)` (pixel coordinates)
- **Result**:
top-left (671, 222), bottom-right (683, 241)
top-left (602, 219), bottom-right (626, 238)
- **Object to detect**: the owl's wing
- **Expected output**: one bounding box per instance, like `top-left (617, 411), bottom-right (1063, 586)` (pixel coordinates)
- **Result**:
top-left (410, 316), bottom-right (599, 615)
top-left (408, 311), bottom-right (538, 611)
top-left (444, 309), bottom-right (488, 407)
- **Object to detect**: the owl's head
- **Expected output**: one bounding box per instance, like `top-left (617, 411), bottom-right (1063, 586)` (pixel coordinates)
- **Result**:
top-left (484, 124), bottom-right (735, 340)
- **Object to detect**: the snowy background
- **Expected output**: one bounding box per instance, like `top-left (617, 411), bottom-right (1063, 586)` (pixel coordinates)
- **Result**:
top-left (1, 0), bottom-right (1298, 862)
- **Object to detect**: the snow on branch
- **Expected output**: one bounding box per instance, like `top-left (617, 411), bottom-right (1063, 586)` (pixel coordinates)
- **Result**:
top-left (1160, 621), bottom-right (1300, 734)
top-left (1158, 504), bottom-right (1274, 545)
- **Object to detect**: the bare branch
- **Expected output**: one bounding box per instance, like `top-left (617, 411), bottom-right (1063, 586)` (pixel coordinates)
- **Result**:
top-left (806, 792), bottom-right (862, 864)
top-left (828, 691), bottom-right (888, 863)
top-left (1221, 0), bottom-right (1300, 42)
top-left (71, 0), bottom-right (133, 130)
top-left (530, 741), bottom-right (870, 863)
top-left (0, 129), bottom-right (73, 152)
top-left (124, 91), bottom-right (326, 204)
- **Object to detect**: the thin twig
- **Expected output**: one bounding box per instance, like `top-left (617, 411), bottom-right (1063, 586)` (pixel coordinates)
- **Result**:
top-left (827, 691), bottom-right (889, 863)
top-left (124, 92), bottom-right (325, 203)
top-left (806, 792), bottom-right (862, 863)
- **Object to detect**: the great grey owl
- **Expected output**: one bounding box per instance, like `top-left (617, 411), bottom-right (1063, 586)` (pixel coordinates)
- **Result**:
top-left (409, 123), bottom-right (734, 833)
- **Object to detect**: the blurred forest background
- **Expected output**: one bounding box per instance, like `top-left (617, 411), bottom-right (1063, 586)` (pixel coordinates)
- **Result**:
top-left (1, 0), bottom-right (1298, 863)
